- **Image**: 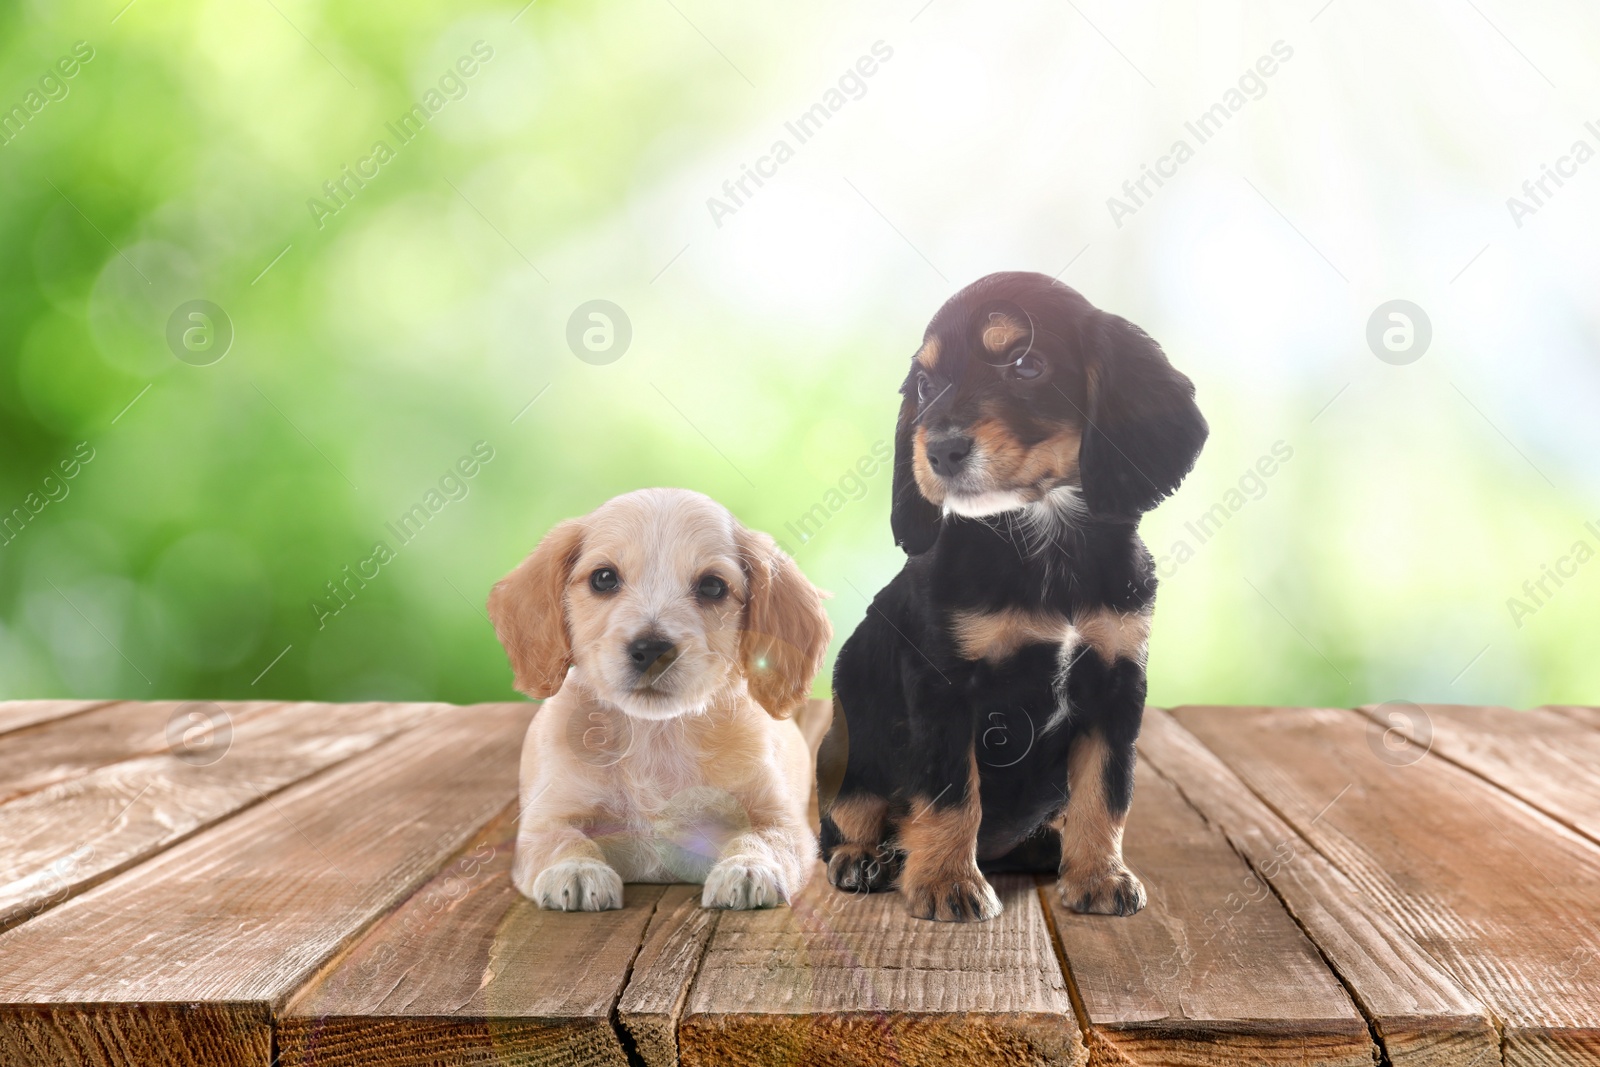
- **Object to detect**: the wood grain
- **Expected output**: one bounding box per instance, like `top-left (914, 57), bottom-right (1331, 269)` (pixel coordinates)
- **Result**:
top-left (4, 699), bottom-right (1591, 1066)
top-left (279, 802), bottom-right (669, 1066)
top-left (0, 701), bottom-right (433, 932)
top-left (1138, 708), bottom-right (1498, 1067)
top-left (1359, 703), bottom-right (1600, 846)
top-left (1043, 748), bottom-right (1375, 1067)
top-left (1545, 704), bottom-right (1600, 729)
top-left (1173, 704), bottom-right (1600, 1067)
top-left (1, 1003), bottom-right (272, 1066)
top-left (678, 867), bottom-right (1083, 1067)
top-left (0, 703), bottom-right (533, 1067)
top-left (0, 699), bottom-right (279, 803)
top-left (0, 700), bottom-right (113, 738)
top-left (619, 884), bottom-right (719, 1067)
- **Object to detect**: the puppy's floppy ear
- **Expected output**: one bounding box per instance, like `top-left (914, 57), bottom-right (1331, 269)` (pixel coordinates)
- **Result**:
top-left (890, 387), bottom-right (941, 555)
top-left (1079, 313), bottom-right (1209, 518)
top-left (487, 518), bottom-right (585, 699)
top-left (736, 527), bottom-right (833, 719)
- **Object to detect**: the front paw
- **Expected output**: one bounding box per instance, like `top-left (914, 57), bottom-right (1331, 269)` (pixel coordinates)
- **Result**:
top-left (1060, 863), bottom-right (1146, 916)
top-left (702, 859), bottom-right (787, 909)
top-left (826, 845), bottom-right (900, 893)
top-left (528, 860), bottom-right (624, 911)
top-left (902, 869), bottom-right (1002, 922)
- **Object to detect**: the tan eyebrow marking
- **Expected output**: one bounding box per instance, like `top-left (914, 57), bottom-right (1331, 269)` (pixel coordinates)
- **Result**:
top-left (914, 337), bottom-right (940, 369)
top-left (981, 313), bottom-right (1028, 354)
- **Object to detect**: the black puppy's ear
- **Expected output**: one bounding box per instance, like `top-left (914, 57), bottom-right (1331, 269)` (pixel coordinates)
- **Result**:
top-left (890, 389), bottom-right (941, 554)
top-left (1079, 313), bottom-right (1208, 518)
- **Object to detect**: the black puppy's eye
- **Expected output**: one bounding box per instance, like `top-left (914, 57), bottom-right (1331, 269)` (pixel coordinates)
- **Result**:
top-left (590, 568), bottom-right (619, 593)
top-left (915, 372), bottom-right (932, 403)
top-left (696, 575), bottom-right (728, 600)
top-left (1010, 352), bottom-right (1044, 380)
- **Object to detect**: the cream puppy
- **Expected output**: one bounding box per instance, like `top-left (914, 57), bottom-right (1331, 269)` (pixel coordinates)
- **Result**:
top-left (489, 488), bottom-right (832, 911)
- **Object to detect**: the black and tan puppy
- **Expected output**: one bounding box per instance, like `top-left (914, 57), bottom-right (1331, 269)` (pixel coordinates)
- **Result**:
top-left (819, 271), bottom-right (1207, 921)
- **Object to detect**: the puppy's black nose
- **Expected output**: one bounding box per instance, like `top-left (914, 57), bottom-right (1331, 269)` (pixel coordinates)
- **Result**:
top-left (627, 636), bottom-right (677, 672)
top-left (925, 434), bottom-right (974, 475)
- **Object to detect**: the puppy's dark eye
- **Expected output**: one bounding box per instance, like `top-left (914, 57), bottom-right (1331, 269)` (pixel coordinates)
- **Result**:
top-left (696, 575), bottom-right (728, 600)
top-left (915, 372), bottom-right (932, 403)
top-left (1009, 352), bottom-right (1045, 380)
top-left (590, 568), bottom-right (619, 593)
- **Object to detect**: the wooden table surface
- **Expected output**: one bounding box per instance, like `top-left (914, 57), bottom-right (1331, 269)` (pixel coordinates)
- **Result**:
top-left (0, 699), bottom-right (1595, 1067)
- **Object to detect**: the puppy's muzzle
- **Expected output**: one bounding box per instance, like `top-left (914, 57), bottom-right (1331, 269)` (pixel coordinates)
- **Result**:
top-left (925, 434), bottom-right (974, 478)
top-left (626, 635), bottom-right (678, 682)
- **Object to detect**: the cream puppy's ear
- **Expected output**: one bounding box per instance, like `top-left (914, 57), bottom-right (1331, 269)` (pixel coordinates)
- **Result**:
top-left (488, 519), bottom-right (585, 698)
top-left (736, 527), bottom-right (833, 719)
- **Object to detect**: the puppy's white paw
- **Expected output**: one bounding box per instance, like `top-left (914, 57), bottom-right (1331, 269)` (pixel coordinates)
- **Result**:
top-left (702, 859), bottom-right (787, 910)
top-left (529, 860), bottom-right (624, 912)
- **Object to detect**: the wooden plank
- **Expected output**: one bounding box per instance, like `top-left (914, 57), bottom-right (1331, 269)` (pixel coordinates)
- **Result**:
top-left (677, 867), bottom-right (1083, 1067)
top-left (279, 802), bottom-right (667, 1067)
top-left (1042, 750), bottom-right (1374, 1067)
top-left (1138, 708), bottom-right (1498, 1067)
top-left (0, 701), bottom-right (434, 932)
top-left (619, 885), bottom-right (719, 1067)
top-left (1546, 704), bottom-right (1600, 729)
top-left (1360, 703), bottom-right (1600, 846)
top-left (0, 699), bottom-right (281, 803)
top-left (0, 703), bottom-right (534, 1067)
top-left (1173, 705), bottom-right (1600, 1067)
top-left (0, 700), bottom-right (114, 738)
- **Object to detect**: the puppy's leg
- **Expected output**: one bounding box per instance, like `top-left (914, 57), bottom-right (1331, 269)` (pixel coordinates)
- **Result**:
top-left (1055, 624), bottom-right (1148, 916)
top-left (702, 822), bottom-right (814, 910)
top-left (694, 719), bottom-right (816, 910)
top-left (510, 706), bottom-right (625, 911)
top-left (1054, 732), bottom-right (1144, 915)
top-left (821, 661), bottom-right (904, 893)
top-left (513, 818), bottom-right (624, 912)
top-left (897, 730), bottom-right (1000, 922)
top-left (822, 791), bottom-right (899, 893)
top-left (819, 699), bottom-right (899, 893)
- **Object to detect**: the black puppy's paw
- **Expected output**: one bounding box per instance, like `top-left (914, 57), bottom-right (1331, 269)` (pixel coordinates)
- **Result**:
top-left (902, 869), bottom-right (1003, 922)
top-left (826, 845), bottom-right (900, 893)
top-left (1060, 863), bottom-right (1146, 916)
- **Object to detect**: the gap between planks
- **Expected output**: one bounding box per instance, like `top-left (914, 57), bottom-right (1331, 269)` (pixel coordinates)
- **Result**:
top-left (1169, 705), bottom-right (1600, 1067)
top-left (1140, 708), bottom-right (1503, 1067)
top-left (1135, 735), bottom-right (1433, 1067)
top-left (616, 883), bottom-right (723, 1066)
top-left (1043, 743), bottom-right (1377, 1067)
top-left (1354, 703), bottom-right (1600, 849)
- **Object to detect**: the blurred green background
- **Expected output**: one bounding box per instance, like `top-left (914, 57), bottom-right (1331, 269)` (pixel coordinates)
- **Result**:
top-left (2, 0), bottom-right (1596, 707)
